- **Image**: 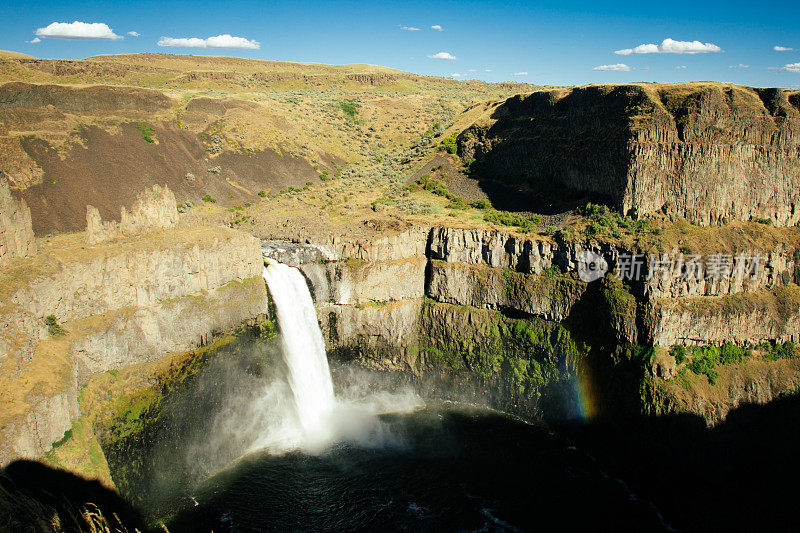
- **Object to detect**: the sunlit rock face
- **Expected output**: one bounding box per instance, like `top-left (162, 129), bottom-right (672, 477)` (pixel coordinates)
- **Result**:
top-left (0, 226), bottom-right (266, 465)
top-left (0, 175), bottom-right (35, 268)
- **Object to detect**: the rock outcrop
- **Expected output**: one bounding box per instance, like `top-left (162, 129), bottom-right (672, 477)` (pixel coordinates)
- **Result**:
top-left (86, 184), bottom-right (179, 245)
top-left (0, 176), bottom-right (35, 268)
top-left (459, 83), bottom-right (800, 226)
top-left (649, 287), bottom-right (800, 346)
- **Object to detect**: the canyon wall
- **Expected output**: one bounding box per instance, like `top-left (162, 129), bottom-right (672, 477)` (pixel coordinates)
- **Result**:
top-left (0, 224), bottom-right (267, 465)
top-left (458, 84), bottom-right (800, 225)
top-left (268, 223), bottom-right (800, 423)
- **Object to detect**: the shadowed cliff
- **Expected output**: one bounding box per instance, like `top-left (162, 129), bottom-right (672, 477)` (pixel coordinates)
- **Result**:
top-left (458, 83), bottom-right (800, 226)
top-left (557, 391), bottom-right (800, 532)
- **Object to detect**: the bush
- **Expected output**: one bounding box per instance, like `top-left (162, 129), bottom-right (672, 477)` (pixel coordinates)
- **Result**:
top-left (45, 315), bottom-right (65, 336)
top-left (578, 202), bottom-right (650, 239)
top-left (447, 197), bottom-right (468, 210)
top-left (484, 210), bottom-right (541, 233)
top-left (669, 345), bottom-right (687, 365)
top-left (719, 343), bottom-right (748, 365)
top-left (177, 201), bottom-right (194, 213)
top-left (201, 194), bottom-right (216, 203)
top-left (441, 134), bottom-right (458, 154)
top-left (460, 158), bottom-right (478, 175)
top-left (339, 100), bottom-right (359, 121)
top-left (688, 346), bottom-right (719, 384)
top-left (134, 123), bottom-right (155, 143)
top-left (761, 341), bottom-right (797, 361)
top-left (470, 199), bottom-right (491, 210)
top-left (258, 190), bottom-right (267, 197)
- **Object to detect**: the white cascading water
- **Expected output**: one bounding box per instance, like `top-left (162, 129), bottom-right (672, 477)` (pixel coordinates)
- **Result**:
top-left (261, 258), bottom-right (336, 436)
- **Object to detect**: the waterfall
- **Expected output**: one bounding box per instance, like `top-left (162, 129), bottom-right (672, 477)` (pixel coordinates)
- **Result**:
top-left (261, 258), bottom-right (336, 435)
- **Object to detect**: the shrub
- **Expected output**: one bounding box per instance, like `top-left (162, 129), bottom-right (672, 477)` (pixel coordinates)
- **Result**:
top-left (134, 123), bottom-right (155, 143)
top-left (470, 199), bottom-right (491, 210)
top-left (460, 158), bottom-right (478, 175)
top-left (761, 341), bottom-right (797, 361)
top-left (447, 197), bottom-right (468, 210)
top-left (258, 190), bottom-right (267, 197)
top-left (688, 346), bottom-right (719, 384)
top-left (45, 315), bottom-right (65, 336)
top-left (201, 194), bottom-right (216, 203)
top-left (669, 345), bottom-right (687, 365)
top-left (578, 202), bottom-right (650, 239)
top-left (442, 134), bottom-right (458, 154)
top-left (177, 201), bottom-right (194, 213)
top-left (339, 100), bottom-right (359, 121)
top-left (484, 210), bottom-right (541, 233)
top-left (719, 343), bottom-right (748, 365)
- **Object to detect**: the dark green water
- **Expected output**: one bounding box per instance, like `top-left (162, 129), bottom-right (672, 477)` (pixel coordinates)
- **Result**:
top-left (167, 404), bottom-right (670, 532)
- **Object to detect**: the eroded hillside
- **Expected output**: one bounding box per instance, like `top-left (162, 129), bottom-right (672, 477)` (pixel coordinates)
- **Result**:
top-left (0, 53), bottom-right (533, 234)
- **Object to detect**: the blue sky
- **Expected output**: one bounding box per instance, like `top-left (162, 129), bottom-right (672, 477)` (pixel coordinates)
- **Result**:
top-left (2, 0), bottom-right (799, 87)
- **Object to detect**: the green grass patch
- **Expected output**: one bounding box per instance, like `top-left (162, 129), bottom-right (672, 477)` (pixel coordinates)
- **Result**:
top-left (339, 99), bottom-right (359, 121)
top-left (134, 123), bottom-right (155, 143)
top-left (484, 210), bottom-right (541, 233)
top-left (578, 202), bottom-right (651, 239)
top-left (51, 428), bottom-right (73, 449)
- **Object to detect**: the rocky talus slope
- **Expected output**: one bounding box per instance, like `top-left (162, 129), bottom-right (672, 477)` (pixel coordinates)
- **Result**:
top-left (0, 191), bottom-right (267, 465)
top-left (458, 83), bottom-right (800, 225)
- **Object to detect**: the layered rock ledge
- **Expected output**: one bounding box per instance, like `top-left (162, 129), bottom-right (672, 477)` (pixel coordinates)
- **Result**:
top-left (458, 84), bottom-right (800, 226)
top-left (0, 226), bottom-right (267, 464)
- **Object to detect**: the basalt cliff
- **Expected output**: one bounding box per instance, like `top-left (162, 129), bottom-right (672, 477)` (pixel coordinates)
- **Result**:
top-left (0, 185), bottom-right (267, 465)
top-left (458, 84), bottom-right (800, 225)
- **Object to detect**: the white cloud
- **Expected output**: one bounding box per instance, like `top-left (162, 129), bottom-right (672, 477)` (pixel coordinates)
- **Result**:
top-left (451, 73), bottom-right (461, 77)
top-left (729, 63), bottom-right (750, 69)
top-left (427, 51), bottom-right (456, 60)
top-left (127, 31), bottom-right (140, 37)
top-left (593, 63), bottom-right (631, 72)
top-left (400, 26), bottom-right (421, 31)
top-left (615, 38), bottom-right (722, 55)
top-left (26, 37), bottom-right (42, 44)
top-left (675, 65), bottom-right (687, 69)
top-left (511, 71), bottom-right (528, 76)
top-left (616, 43), bottom-right (659, 55)
top-left (774, 46), bottom-right (794, 52)
top-left (484, 69), bottom-right (492, 72)
top-left (431, 25), bottom-right (443, 31)
top-left (35, 21), bottom-right (122, 40)
top-left (780, 62), bottom-right (800, 72)
top-left (158, 34), bottom-right (260, 50)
